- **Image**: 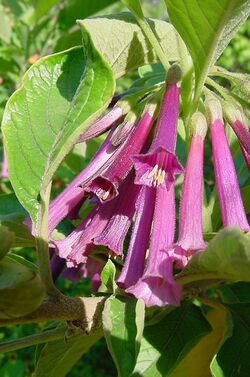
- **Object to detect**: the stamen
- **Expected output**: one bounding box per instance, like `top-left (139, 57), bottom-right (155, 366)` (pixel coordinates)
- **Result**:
top-left (147, 164), bottom-right (158, 179)
top-left (101, 190), bottom-right (110, 201)
top-left (147, 164), bottom-right (166, 187)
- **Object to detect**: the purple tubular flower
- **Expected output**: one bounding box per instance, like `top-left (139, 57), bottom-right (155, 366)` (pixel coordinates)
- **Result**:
top-left (126, 185), bottom-right (182, 307)
top-left (77, 106), bottom-right (123, 143)
top-left (169, 113), bottom-right (207, 268)
top-left (1, 148), bottom-right (8, 179)
top-left (54, 173), bottom-right (139, 266)
top-left (47, 126), bottom-right (125, 234)
top-left (223, 103), bottom-right (250, 155)
top-left (84, 105), bottom-right (156, 203)
top-left (133, 66), bottom-right (183, 189)
top-left (117, 186), bottom-right (156, 289)
top-left (206, 97), bottom-right (249, 232)
top-left (54, 201), bottom-right (115, 267)
top-left (94, 174), bottom-right (140, 255)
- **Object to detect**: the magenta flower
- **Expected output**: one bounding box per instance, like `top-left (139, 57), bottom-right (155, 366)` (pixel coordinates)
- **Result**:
top-left (47, 126), bottom-right (119, 234)
top-left (77, 106), bottom-right (123, 143)
top-left (223, 102), bottom-right (250, 155)
top-left (168, 113), bottom-right (207, 268)
top-left (126, 186), bottom-right (182, 307)
top-left (206, 97), bottom-right (249, 232)
top-left (117, 186), bottom-right (156, 289)
top-left (54, 173), bottom-right (139, 266)
top-left (120, 68), bottom-right (184, 307)
top-left (84, 105), bottom-right (156, 202)
top-left (93, 174), bottom-right (141, 254)
top-left (133, 66), bottom-right (183, 189)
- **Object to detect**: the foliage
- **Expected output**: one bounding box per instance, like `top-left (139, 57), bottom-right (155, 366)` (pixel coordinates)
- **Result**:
top-left (0, 1), bottom-right (250, 377)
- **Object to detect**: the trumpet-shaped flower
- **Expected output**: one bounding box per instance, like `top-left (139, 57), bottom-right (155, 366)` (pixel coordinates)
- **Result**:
top-left (126, 185), bottom-right (182, 307)
top-left (169, 113), bottom-right (207, 268)
top-left (54, 173), bottom-right (139, 266)
top-left (117, 186), bottom-right (156, 289)
top-left (206, 97), bottom-right (249, 232)
top-left (84, 105), bottom-right (156, 202)
top-left (133, 66), bottom-right (183, 189)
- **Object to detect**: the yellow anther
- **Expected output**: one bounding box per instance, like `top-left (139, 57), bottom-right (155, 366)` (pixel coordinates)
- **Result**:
top-left (147, 164), bottom-right (158, 179)
top-left (101, 190), bottom-right (110, 201)
top-left (147, 164), bottom-right (166, 186)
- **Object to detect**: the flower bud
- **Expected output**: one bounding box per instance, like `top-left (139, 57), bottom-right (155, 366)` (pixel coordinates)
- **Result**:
top-left (0, 257), bottom-right (45, 319)
top-left (205, 96), bottom-right (223, 124)
top-left (223, 102), bottom-right (248, 127)
top-left (166, 64), bottom-right (182, 85)
top-left (190, 112), bottom-right (208, 139)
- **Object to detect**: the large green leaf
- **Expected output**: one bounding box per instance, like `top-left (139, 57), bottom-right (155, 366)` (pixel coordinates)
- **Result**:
top-left (164, 0), bottom-right (250, 102)
top-left (211, 304), bottom-right (250, 377)
top-left (103, 296), bottom-right (145, 377)
top-left (78, 13), bottom-right (182, 78)
top-left (2, 33), bottom-right (115, 223)
top-left (131, 302), bottom-right (211, 376)
top-left (34, 328), bottom-right (102, 377)
top-left (176, 228), bottom-right (250, 285)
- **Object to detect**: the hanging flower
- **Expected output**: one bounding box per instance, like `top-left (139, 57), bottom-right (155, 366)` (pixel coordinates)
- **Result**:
top-left (168, 113), bottom-right (207, 268)
top-left (206, 97), bottom-right (249, 232)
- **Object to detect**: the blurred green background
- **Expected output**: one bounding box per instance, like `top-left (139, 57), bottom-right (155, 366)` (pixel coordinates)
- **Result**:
top-left (0, 0), bottom-right (249, 376)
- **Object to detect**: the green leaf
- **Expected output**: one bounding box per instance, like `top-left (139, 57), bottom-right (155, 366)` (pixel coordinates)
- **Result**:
top-left (164, 0), bottom-right (250, 103)
top-left (131, 302), bottom-right (211, 376)
top-left (2, 34), bottom-right (115, 223)
top-left (0, 225), bottom-right (14, 259)
top-left (34, 328), bottom-right (102, 377)
top-left (78, 13), bottom-right (182, 78)
top-left (176, 228), bottom-right (250, 285)
top-left (211, 304), bottom-right (250, 377)
top-left (99, 259), bottom-right (117, 294)
top-left (103, 296), bottom-right (145, 377)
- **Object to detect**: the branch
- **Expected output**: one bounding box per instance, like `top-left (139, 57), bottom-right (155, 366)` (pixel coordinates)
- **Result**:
top-left (0, 295), bottom-right (106, 333)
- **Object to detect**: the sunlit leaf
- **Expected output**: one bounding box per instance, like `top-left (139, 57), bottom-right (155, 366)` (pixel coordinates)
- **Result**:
top-left (164, 0), bottom-right (250, 101)
top-left (78, 13), bottom-right (182, 78)
top-left (2, 32), bottom-right (115, 224)
top-left (103, 296), bottom-right (145, 377)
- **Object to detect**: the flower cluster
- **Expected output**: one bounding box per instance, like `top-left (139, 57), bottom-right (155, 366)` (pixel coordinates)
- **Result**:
top-left (45, 65), bottom-right (249, 307)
